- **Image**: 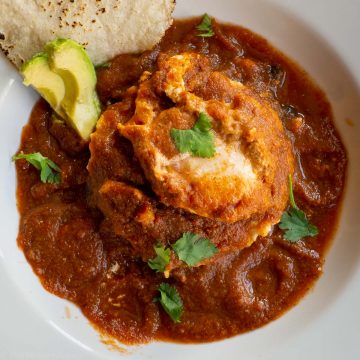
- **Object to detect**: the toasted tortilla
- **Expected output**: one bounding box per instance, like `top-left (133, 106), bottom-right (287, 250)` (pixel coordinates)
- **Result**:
top-left (0, 0), bottom-right (175, 68)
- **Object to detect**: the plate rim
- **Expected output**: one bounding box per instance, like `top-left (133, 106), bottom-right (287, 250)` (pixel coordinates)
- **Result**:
top-left (1, 1), bottom-right (360, 359)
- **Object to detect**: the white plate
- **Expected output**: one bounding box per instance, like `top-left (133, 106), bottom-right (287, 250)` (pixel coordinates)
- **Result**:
top-left (1, 0), bottom-right (360, 359)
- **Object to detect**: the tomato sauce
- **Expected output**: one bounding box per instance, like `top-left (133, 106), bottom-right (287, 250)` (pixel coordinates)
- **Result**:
top-left (14, 18), bottom-right (347, 344)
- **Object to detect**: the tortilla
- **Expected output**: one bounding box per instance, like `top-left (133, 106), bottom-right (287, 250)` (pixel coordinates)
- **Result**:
top-left (0, 0), bottom-right (175, 68)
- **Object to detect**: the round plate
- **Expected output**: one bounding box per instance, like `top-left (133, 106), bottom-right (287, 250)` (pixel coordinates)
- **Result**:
top-left (1, 0), bottom-right (359, 359)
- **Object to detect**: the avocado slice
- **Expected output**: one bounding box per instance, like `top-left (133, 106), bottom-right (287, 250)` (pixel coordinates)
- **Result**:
top-left (46, 39), bottom-right (101, 140)
top-left (21, 53), bottom-right (66, 118)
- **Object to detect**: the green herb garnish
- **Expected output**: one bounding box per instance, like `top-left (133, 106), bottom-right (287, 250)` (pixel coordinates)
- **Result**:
top-left (95, 62), bottom-right (111, 70)
top-left (279, 175), bottom-right (319, 242)
top-left (155, 283), bottom-right (183, 323)
top-left (148, 233), bottom-right (218, 276)
top-left (12, 152), bottom-right (61, 184)
top-left (196, 14), bottom-right (215, 37)
top-left (148, 243), bottom-right (171, 273)
top-left (170, 112), bottom-right (215, 158)
top-left (172, 232), bottom-right (218, 266)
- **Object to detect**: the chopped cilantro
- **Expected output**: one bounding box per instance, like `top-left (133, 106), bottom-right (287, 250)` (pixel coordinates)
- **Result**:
top-left (148, 232), bottom-right (218, 276)
top-left (12, 152), bottom-right (61, 184)
top-left (172, 232), bottom-right (218, 266)
top-left (155, 283), bottom-right (183, 323)
top-left (148, 243), bottom-right (171, 273)
top-left (279, 175), bottom-right (319, 242)
top-left (196, 14), bottom-right (215, 37)
top-left (170, 112), bottom-right (215, 158)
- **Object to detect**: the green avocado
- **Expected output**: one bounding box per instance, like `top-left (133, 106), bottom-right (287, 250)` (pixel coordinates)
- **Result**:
top-left (45, 39), bottom-right (101, 140)
top-left (21, 53), bottom-right (66, 119)
top-left (21, 39), bottom-right (101, 140)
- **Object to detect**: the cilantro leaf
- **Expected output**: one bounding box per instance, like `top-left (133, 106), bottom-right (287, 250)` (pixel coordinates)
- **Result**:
top-left (279, 208), bottom-right (319, 242)
top-left (172, 232), bottom-right (218, 266)
top-left (279, 175), bottom-right (319, 242)
top-left (170, 112), bottom-right (215, 158)
top-left (148, 243), bottom-right (171, 273)
top-left (12, 152), bottom-right (61, 184)
top-left (196, 14), bottom-right (215, 37)
top-left (156, 283), bottom-right (183, 323)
